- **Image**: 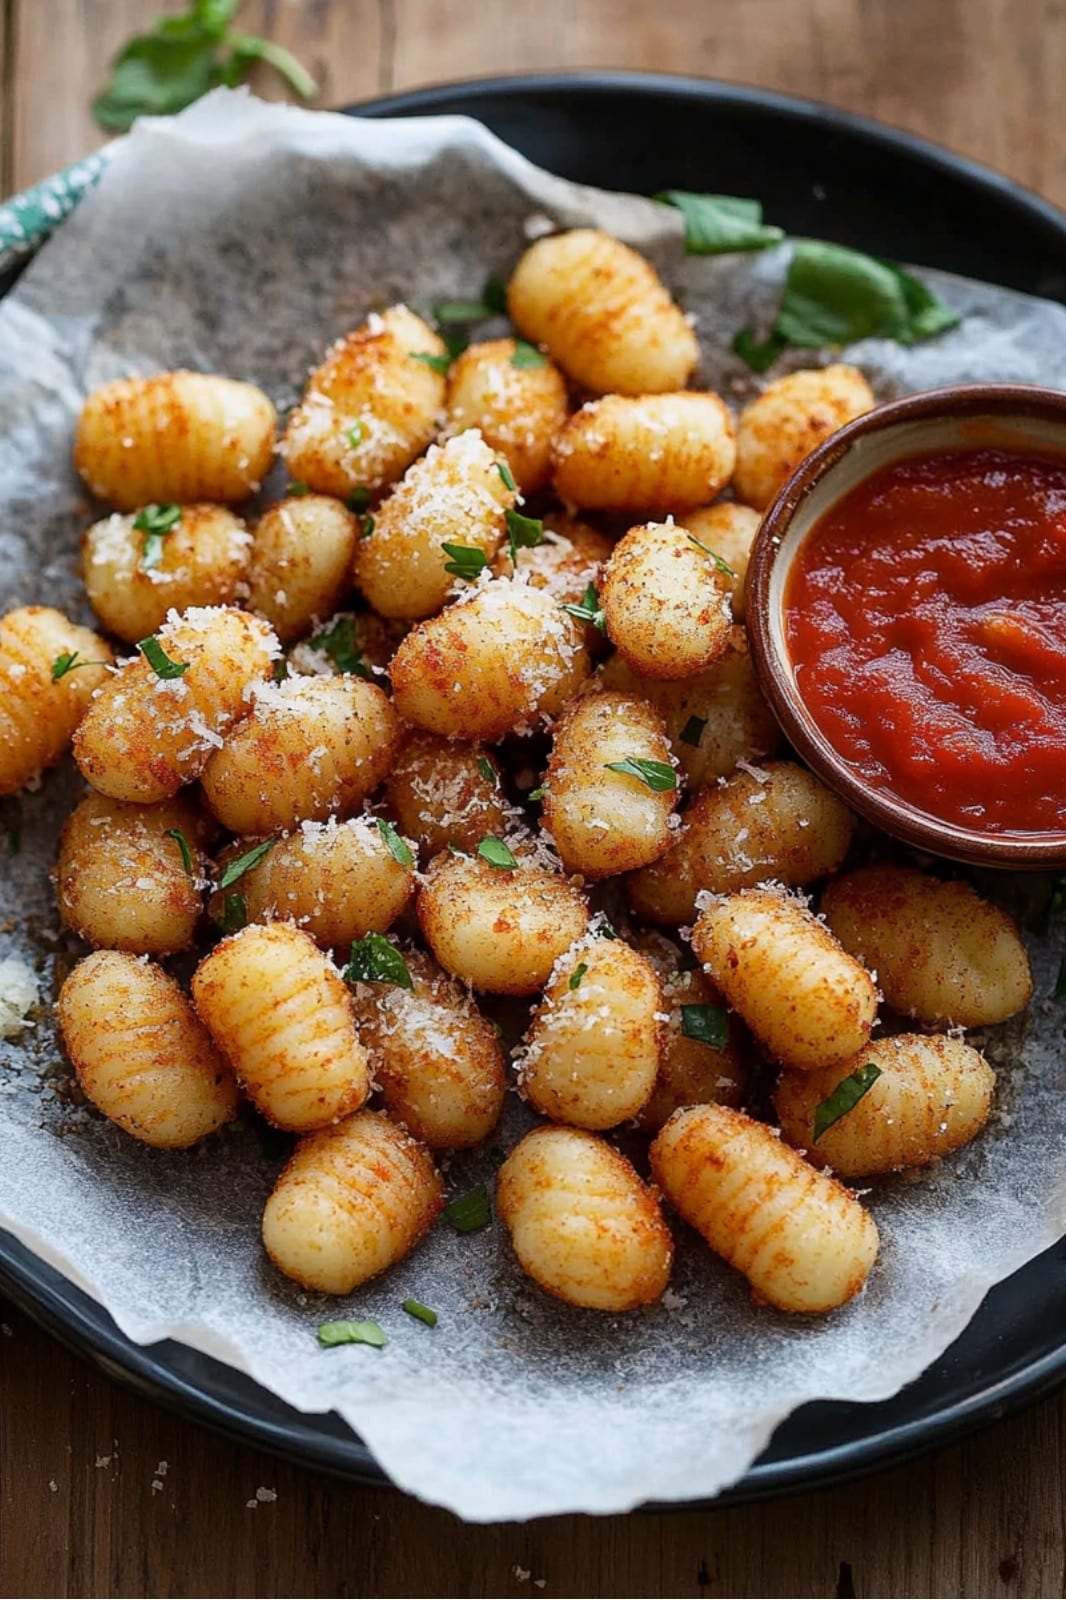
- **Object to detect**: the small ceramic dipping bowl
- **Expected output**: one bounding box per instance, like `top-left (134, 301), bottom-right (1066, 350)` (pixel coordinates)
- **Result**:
top-left (746, 383), bottom-right (1066, 869)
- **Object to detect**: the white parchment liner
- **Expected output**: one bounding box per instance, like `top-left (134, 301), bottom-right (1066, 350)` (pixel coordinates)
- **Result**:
top-left (0, 91), bottom-right (1064, 1521)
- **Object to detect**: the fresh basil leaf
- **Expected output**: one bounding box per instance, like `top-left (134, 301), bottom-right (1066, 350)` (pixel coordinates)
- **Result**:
top-left (813, 1062), bottom-right (883, 1141)
top-left (478, 837), bottom-right (518, 870)
top-left (377, 818), bottom-right (414, 868)
top-left (686, 533), bottom-right (737, 579)
top-left (568, 962), bottom-right (588, 991)
top-left (317, 1320), bottom-right (387, 1349)
top-left (680, 1004), bottom-right (729, 1048)
top-left (775, 241), bottom-right (959, 348)
top-left (526, 787), bottom-right (547, 803)
top-left (604, 758), bottom-right (677, 793)
top-left (679, 715), bottom-right (706, 748)
top-left (656, 190), bottom-right (785, 255)
top-left (443, 328), bottom-right (470, 361)
top-left (411, 351), bottom-right (451, 374)
top-left (92, 34), bottom-right (218, 131)
top-left (732, 327), bottom-right (787, 374)
top-left (511, 340), bottom-right (547, 369)
top-left (444, 1184), bottom-right (491, 1234)
top-left (137, 635), bottom-right (188, 679)
top-left (441, 542), bottom-right (488, 581)
top-left (217, 839), bottom-right (273, 891)
top-left (505, 508), bottom-right (543, 565)
top-left (308, 616), bottom-right (370, 678)
top-left (344, 932), bottom-right (412, 990)
top-left (164, 827), bottom-right (194, 877)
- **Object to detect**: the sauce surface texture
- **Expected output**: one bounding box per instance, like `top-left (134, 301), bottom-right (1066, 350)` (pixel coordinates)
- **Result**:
top-left (785, 446), bottom-right (1066, 834)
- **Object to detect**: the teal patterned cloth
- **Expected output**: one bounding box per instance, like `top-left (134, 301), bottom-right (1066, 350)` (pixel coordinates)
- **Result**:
top-left (0, 152), bottom-right (110, 277)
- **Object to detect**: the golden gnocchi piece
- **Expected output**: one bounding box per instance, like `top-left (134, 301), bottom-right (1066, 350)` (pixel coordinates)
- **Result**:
top-left (599, 520), bottom-right (733, 680)
top-left (444, 338), bottom-right (569, 493)
top-left (497, 1125), bottom-right (673, 1311)
top-left (56, 792), bottom-right (209, 955)
top-left (417, 851), bottom-right (589, 995)
top-left (73, 606), bottom-right (277, 804)
top-left (692, 887), bottom-right (878, 1072)
top-left (200, 674), bottom-right (399, 834)
top-left (518, 937), bottom-right (661, 1129)
top-left (632, 932), bottom-right (746, 1133)
top-left (650, 1104), bottom-right (878, 1313)
top-left (353, 431), bottom-right (514, 620)
top-left (281, 305), bottom-right (446, 499)
top-left (600, 627), bottom-right (781, 788)
top-left (553, 394), bottom-right (736, 516)
top-left (191, 921), bottom-right (369, 1131)
top-left (208, 816), bottom-right (415, 950)
top-left (491, 514), bottom-right (613, 606)
top-left (262, 1109), bottom-right (443, 1294)
top-left (542, 690), bottom-right (677, 879)
top-left (350, 949), bottom-right (506, 1149)
top-left (679, 502), bottom-right (762, 622)
top-left (774, 1034), bottom-right (996, 1177)
top-left (821, 864), bottom-right (1033, 1028)
top-left (57, 951), bottom-right (236, 1148)
top-left (83, 505), bottom-right (252, 643)
top-left (247, 495), bottom-right (359, 644)
top-left (390, 578), bottom-right (591, 741)
top-left (384, 732), bottom-right (516, 861)
top-left (74, 371), bottom-right (276, 510)
top-left (733, 364), bottom-right (875, 511)
top-left (0, 606), bottom-right (114, 797)
top-left (627, 760), bottom-right (855, 926)
top-left (507, 228), bottom-right (698, 395)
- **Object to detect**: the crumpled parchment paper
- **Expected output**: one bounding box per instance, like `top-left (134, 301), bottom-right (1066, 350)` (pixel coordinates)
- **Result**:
top-left (0, 90), bottom-right (1064, 1522)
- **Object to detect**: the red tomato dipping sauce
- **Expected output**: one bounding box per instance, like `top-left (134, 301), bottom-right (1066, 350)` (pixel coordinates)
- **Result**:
top-left (784, 446), bottom-right (1066, 835)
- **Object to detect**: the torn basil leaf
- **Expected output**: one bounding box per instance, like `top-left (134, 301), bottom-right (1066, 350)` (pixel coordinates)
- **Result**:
top-left (656, 190), bottom-right (785, 255)
top-left (813, 1062), bottom-right (882, 1141)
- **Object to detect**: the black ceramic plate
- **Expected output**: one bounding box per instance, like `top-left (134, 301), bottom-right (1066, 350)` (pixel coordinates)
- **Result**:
top-left (3, 72), bottom-right (1066, 1507)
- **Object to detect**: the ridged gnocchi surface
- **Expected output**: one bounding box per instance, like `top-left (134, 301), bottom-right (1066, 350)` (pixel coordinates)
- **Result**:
top-left (384, 732), bottom-right (516, 861)
top-left (633, 932), bottom-right (746, 1133)
top-left (553, 394), bottom-right (736, 514)
top-left (74, 371), bottom-right (276, 509)
top-left (247, 495), bottom-right (359, 644)
top-left (599, 520), bottom-right (733, 680)
top-left (497, 1125), bottom-right (674, 1310)
top-left (650, 1104), bottom-right (879, 1313)
top-left (732, 364), bottom-right (875, 510)
top-left (0, 606), bottom-right (114, 797)
top-left (821, 864), bottom-right (1033, 1027)
top-left (83, 505), bottom-right (252, 643)
top-left (774, 1034), bottom-right (996, 1176)
top-left (444, 338), bottom-right (569, 492)
top-left (73, 605), bottom-right (277, 803)
top-left (693, 887), bottom-right (878, 1072)
top-left (262, 1109), bottom-right (442, 1294)
top-left (57, 951), bottom-right (237, 1148)
top-left (191, 921), bottom-right (369, 1131)
top-left (507, 229), bottom-right (698, 394)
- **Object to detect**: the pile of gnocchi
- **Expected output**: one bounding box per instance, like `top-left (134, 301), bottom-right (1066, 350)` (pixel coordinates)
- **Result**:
top-left (1, 225), bottom-right (1037, 1323)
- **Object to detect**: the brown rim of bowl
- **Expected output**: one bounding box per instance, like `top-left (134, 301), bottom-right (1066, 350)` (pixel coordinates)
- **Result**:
top-left (745, 381), bottom-right (1066, 870)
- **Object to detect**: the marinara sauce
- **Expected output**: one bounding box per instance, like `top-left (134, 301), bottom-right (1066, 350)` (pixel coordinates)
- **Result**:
top-left (785, 446), bottom-right (1066, 835)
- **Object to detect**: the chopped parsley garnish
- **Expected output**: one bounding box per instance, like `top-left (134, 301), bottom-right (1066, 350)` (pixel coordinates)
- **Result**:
top-left (134, 502), bottom-right (181, 571)
top-left (412, 351), bottom-right (451, 374)
top-left (687, 533), bottom-right (737, 579)
top-left (435, 297), bottom-right (496, 324)
top-left (308, 616), bottom-right (370, 678)
top-left (679, 715), bottom-right (706, 748)
top-left (569, 962), bottom-right (588, 991)
top-left (217, 892), bottom-right (247, 934)
top-left (347, 486), bottom-right (371, 514)
top-left (476, 756), bottom-right (496, 785)
top-left (164, 827), bottom-right (194, 876)
top-left (137, 635), bottom-right (188, 679)
top-left (478, 837), bottom-right (518, 870)
top-left (343, 932), bottom-right (412, 990)
top-left (494, 459), bottom-right (517, 492)
top-left (655, 190), bottom-right (785, 256)
top-left (527, 787), bottom-right (547, 803)
top-left (401, 1298), bottom-right (438, 1328)
top-left (604, 757), bottom-right (677, 793)
top-left (561, 581), bottom-right (606, 633)
top-left (505, 508), bottom-right (543, 566)
top-left (217, 839), bottom-right (273, 890)
top-left (377, 817), bottom-right (414, 868)
top-left (317, 1320), bottom-right (387, 1349)
top-left (287, 481), bottom-right (310, 496)
top-left (51, 651), bottom-right (107, 682)
top-left (813, 1062), bottom-right (883, 1141)
top-left (444, 1184), bottom-right (491, 1234)
top-left (511, 340), bottom-right (547, 369)
top-left (344, 420), bottom-right (364, 448)
top-left (680, 1004), bottom-right (729, 1048)
top-left (441, 542), bottom-right (489, 581)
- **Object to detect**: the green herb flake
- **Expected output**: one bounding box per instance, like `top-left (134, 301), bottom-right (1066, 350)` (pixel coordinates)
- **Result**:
top-left (343, 932), bottom-right (413, 990)
top-left (777, 241), bottom-right (959, 349)
top-left (680, 1004), bottom-right (729, 1049)
top-left (347, 486), bottom-right (371, 514)
top-left (441, 542), bottom-right (489, 581)
top-left (137, 635), bottom-right (189, 680)
top-left (401, 1298), bottom-right (438, 1328)
top-left (511, 340), bottom-right (547, 369)
top-left (217, 839), bottom-right (273, 891)
top-left (435, 297), bottom-right (495, 324)
top-left (494, 459), bottom-right (517, 492)
top-left (679, 715), bottom-right (706, 748)
top-left (569, 962), bottom-right (589, 991)
top-left (731, 327), bottom-right (787, 374)
top-left (655, 190), bottom-right (785, 256)
top-left (164, 827), bottom-right (194, 877)
top-left (51, 651), bottom-right (103, 682)
top-left (561, 581), bottom-right (607, 634)
top-left (686, 533), bottom-right (737, 579)
top-left (218, 892), bottom-right (247, 934)
top-left (478, 837), bottom-right (518, 871)
top-left (134, 502), bottom-right (182, 570)
top-left (505, 508), bottom-right (543, 566)
top-left (412, 351), bottom-right (451, 375)
top-left (445, 1184), bottom-right (492, 1234)
top-left (604, 757), bottom-right (678, 793)
top-left (317, 1320), bottom-right (387, 1349)
top-left (527, 787), bottom-right (547, 803)
top-left (308, 616), bottom-right (370, 678)
top-left (377, 817), bottom-right (414, 868)
top-left (344, 420), bottom-right (364, 449)
top-left (476, 756), bottom-right (497, 785)
top-left (287, 481), bottom-right (310, 497)
top-left (813, 1062), bottom-right (883, 1141)
top-left (482, 275), bottom-right (508, 314)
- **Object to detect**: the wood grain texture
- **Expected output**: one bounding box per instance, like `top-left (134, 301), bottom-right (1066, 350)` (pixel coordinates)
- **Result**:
top-left (3, 2), bottom-right (1066, 1595)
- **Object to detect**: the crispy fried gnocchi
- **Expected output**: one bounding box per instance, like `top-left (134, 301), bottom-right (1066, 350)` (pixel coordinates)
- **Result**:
top-left (384, 732), bottom-right (516, 861)
top-left (733, 364), bottom-right (875, 510)
top-left (73, 605), bottom-right (276, 804)
top-left (0, 606), bottom-right (114, 797)
top-left (497, 1125), bottom-right (673, 1311)
top-left (262, 1109), bottom-right (443, 1294)
top-left (191, 921), bottom-right (369, 1131)
top-left (507, 228), bottom-right (698, 395)
top-left (542, 690), bottom-right (677, 878)
top-left (281, 305), bottom-right (446, 499)
top-left (632, 932), bottom-right (746, 1133)
top-left (417, 851), bottom-right (589, 995)
top-left (83, 505), bottom-right (252, 643)
top-left (444, 338), bottom-right (569, 492)
top-left (693, 886), bottom-right (878, 1072)
top-left (679, 502), bottom-right (762, 621)
top-left (774, 1034), bottom-right (996, 1176)
top-left (821, 864), bottom-right (1033, 1027)
top-left (200, 674), bottom-right (399, 834)
top-left (627, 760), bottom-right (854, 926)
top-left (518, 937), bottom-right (662, 1128)
top-left (350, 949), bottom-right (506, 1149)
top-left (650, 1104), bottom-right (878, 1313)
top-left (57, 951), bottom-right (236, 1148)
top-left (599, 519), bottom-right (733, 680)
top-left (552, 394), bottom-right (736, 514)
top-left (56, 792), bottom-right (208, 954)
top-left (389, 577), bottom-right (590, 741)
top-left (247, 495), bottom-right (359, 643)
top-left (353, 431), bottom-right (515, 620)
top-left (74, 372), bottom-right (276, 509)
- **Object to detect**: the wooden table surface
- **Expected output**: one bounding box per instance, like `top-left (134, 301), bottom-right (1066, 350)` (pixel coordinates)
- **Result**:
top-left (2, 2), bottom-right (1065, 1594)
